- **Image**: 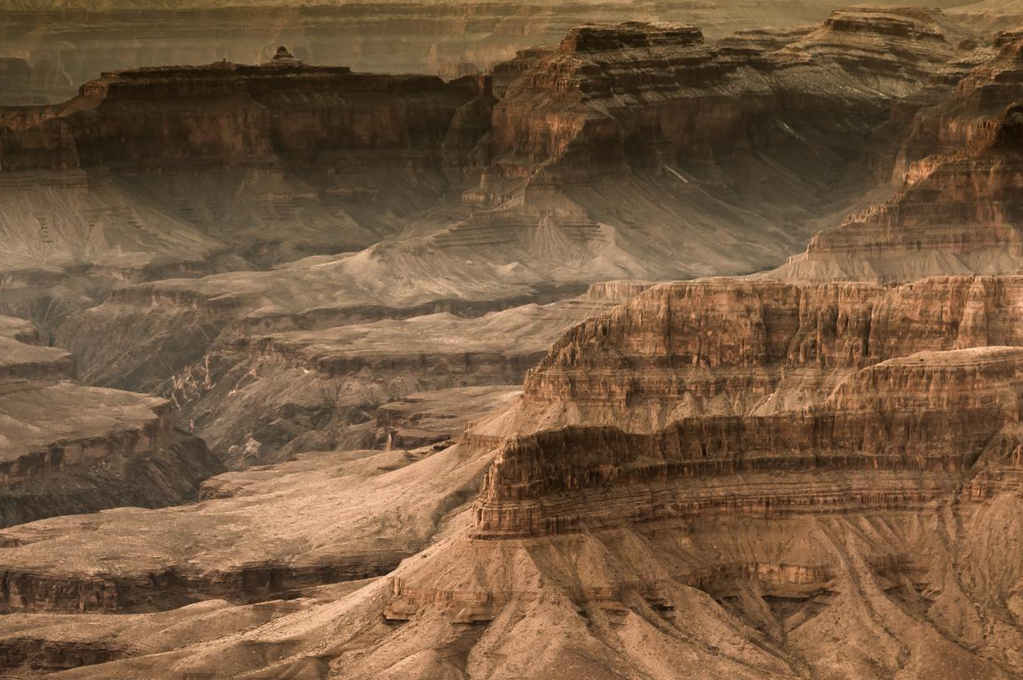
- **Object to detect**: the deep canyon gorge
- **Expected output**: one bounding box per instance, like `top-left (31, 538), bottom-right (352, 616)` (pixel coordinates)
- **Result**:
top-left (4, 0), bottom-right (1023, 678)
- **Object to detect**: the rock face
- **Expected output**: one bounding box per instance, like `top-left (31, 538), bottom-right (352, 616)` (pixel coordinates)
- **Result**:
top-left (19, 61), bottom-right (485, 174)
top-left (0, 315), bottom-right (223, 527)
top-left (169, 297), bottom-right (609, 468)
top-left (481, 11), bottom-right (953, 189)
top-left (469, 277), bottom-right (1023, 536)
top-left (0, 59), bottom-right (490, 286)
top-left (775, 34), bottom-right (1023, 282)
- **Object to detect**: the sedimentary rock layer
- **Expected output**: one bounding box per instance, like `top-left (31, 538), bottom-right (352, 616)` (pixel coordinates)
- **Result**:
top-left (0, 53), bottom-right (491, 285)
top-left (776, 33), bottom-right (1023, 282)
top-left (470, 277), bottom-right (1023, 537)
top-left (0, 315), bottom-right (223, 527)
top-left (167, 289), bottom-right (620, 467)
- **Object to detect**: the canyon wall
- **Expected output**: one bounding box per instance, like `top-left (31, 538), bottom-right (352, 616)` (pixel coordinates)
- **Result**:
top-left (0, 315), bottom-right (224, 527)
top-left (775, 33), bottom-right (1023, 282)
top-left (468, 277), bottom-right (1023, 538)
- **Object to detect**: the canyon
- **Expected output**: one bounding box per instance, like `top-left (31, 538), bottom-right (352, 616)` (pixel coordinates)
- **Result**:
top-left (2, 3), bottom-right (1023, 679)
top-left (0, 0), bottom-right (987, 106)
top-left (0, 315), bottom-right (222, 528)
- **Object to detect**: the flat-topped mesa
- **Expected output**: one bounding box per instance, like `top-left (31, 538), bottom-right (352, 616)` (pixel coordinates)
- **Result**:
top-left (0, 56), bottom-right (488, 175)
top-left (559, 22), bottom-right (704, 53)
top-left (0, 378), bottom-right (222, 526)
top-left (774, 6), bottom-right (958, 82)
top-left (821, 6), bottom-right (948, 42)
top-left (0, 316), bottom-right (75, 383)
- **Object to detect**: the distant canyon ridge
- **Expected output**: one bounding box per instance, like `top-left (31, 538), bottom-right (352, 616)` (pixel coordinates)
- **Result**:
top-left (0, 0), bottom-right (999, 105)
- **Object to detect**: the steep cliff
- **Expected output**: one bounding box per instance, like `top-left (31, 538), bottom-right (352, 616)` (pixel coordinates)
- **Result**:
top-left (775, 35), bottom-right (1023, 282)
top-left (468, 278), bottom-right (1023, 536)
top-left (0, 57), bottom-right (491, 285)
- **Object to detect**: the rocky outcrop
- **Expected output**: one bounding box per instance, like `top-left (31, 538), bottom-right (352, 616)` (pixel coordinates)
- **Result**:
top-left (479, 12), bottom-right (955, 194)
top-left (510, 277), bottom-right (1023, 425)
top-left (775, 34), bottom-right (1023, 283)
top-left (0, 56), bottom-right (492, 288)
top-left (475, 345), bottom-right (1023, 536)
top-left (165, 286), bottom-right (619, 467)
top-left (0, 314), bottom-right (223, 527)
top-left (466, 277), bottom-right (1023, 537)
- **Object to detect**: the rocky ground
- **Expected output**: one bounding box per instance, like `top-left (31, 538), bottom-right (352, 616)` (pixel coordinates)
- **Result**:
top-left (3, 5), bottom-right (1023, 679)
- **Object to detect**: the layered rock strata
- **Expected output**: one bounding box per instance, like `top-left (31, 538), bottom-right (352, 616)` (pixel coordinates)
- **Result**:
top-left (480, 11), bottom-right (955, 193)
top-left (0, 315), bottom-right (223, 527)
top-left (466, 278), bottom-right (1023, 537)
top-left (776, 35), bottom-right (1023, 282)
top-left (167, 289), bottom-right (624, 467)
